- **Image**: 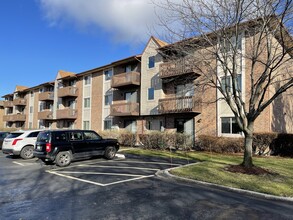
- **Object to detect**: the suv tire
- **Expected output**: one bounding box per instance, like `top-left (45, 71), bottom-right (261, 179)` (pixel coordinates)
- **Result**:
top-left (104, 146), bottom-right (117, 160)
top-left (55, 151), bottom-right (72, 167)
top-left (20, 145), bottom-right (34, 159)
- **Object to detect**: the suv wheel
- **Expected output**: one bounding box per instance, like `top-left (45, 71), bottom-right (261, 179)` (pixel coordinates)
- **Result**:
top-left (104, 146), bottom-right (117, 160)
top-left (55, 151), bottom-right (72, 167)
top-left (20, 146), bottom-right (34, 159)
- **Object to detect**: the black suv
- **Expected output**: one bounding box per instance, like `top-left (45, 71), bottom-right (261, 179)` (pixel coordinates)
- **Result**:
top-left (33, 129), bottom-right (119, 167)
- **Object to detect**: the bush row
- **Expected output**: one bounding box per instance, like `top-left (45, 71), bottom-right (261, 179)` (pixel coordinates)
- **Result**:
top-left (100, 130), bottom-right (293, 157)
top-left (99, 130), bottom-right (193, 150)
top-left (195, 133), bottom-right (293, 157)
top-left (195, 135), bottom-right (244, 153)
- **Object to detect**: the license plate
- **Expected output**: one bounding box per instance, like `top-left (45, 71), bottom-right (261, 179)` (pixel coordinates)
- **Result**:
top-left (37, 146), bottom-right (42, 150)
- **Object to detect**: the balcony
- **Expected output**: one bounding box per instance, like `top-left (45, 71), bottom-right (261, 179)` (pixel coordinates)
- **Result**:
top-left (39, 92), bottom-right (54, 101)
top-left (3, 101), bottom-right (13, 108)
top-left (56, 109), bottom-right (77, 119)
top-left (110, 102), bottom-right (139, 116)
top-left (111, 72), bottom-right (140, 88)
top-left (58, 86), bottom-right (78, 98)
top-left (158, 96), bottom-right (202, 114)
top-left (38, 110), bottom-right (53, 120)
top-left (13, 98), bottom-right (27, 106)
top-left (159, 56), bottom-right (198, 79)
top-left (3, 114), bottom-right (26, 122)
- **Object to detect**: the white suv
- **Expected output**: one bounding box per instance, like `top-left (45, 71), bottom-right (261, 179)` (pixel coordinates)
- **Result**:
top-left (2, 130), bottom-right (42, 159)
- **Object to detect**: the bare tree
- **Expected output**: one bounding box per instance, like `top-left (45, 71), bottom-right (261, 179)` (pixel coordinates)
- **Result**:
top-left (154, 0), bottom-right (293, 167)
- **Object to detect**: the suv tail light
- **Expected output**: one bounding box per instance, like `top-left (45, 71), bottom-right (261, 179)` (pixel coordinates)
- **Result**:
top-left (12, 139), bottom-right (23, 146)
top-left (46, 143), bottom-right (52, 152)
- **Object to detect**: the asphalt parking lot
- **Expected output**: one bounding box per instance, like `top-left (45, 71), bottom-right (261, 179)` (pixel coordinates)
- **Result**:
top-left (1, 151), bottom-right (293, 220)
top-left (46, 158), bottom-right (184, 187)
top-left (1, 151), bottom-right (187, 188)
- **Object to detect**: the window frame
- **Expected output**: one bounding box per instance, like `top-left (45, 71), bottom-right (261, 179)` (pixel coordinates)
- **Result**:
top-left (148, 56), bottom-right (155, 69)
top-left (84, 97), bottom-right (90, 108)
top-left (221, 117), bottom-right (241, 134)
top-left (148, 87), bottom-right (155, 100)
top-left (104, 69), bottom-right (113, 81)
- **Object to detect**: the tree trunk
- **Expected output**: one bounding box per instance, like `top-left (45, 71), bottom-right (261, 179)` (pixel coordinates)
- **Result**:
top-left (242, 123), bottom-right (254, 168)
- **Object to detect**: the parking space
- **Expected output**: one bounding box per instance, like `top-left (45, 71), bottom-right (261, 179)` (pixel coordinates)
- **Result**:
top-left (46, 158), bottom-right (184, 187)
top-left (0, 150), bottom-right (187, 187)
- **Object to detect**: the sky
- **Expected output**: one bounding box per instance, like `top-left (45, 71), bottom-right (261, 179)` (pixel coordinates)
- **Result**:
top-left (0, 0), bottom-right (163, 97)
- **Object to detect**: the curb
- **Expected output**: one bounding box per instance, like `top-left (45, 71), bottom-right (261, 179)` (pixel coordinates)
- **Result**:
top-left (156, 163), bottom-right (293, 203)
top-left (115, 153), bottom-right (126, 159)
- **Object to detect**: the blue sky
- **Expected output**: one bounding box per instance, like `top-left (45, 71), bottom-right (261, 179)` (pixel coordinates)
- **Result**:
top-left (0, 0), bottom-right (161, 97)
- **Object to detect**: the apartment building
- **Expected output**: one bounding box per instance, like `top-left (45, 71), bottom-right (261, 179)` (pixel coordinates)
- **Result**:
top-left (1, 29), bottom-right (292, 137)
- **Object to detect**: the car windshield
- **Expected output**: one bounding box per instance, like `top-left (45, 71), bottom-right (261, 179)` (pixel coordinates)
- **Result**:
top-left (6, 132), bottom-right (23, 139)
top-left (37, 132), bottom-right (50, 142)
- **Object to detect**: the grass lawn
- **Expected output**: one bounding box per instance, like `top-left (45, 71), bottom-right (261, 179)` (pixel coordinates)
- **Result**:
top-left (122, 148), bottom-right (293, 197)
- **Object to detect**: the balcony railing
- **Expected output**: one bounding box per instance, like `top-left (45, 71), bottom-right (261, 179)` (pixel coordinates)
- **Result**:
top-left (56, 109), bottom-right (77, 119)
top-left (39, 92), bottom-right (54, 101)
top-left (158, 96), bottom-right (202, 114)
top-left (111, 71), bottom-right (140, 88)
top-left (3, 114), bottom-right (26, 122)
top-left (38, 110), bottom-right (53, 120)
top-left (58, 86), bottom-right (78, 98)
top-left (110, 102), bottom-right (139, 116)
top-left (159, 56), bottom-right (197, 78)
top-left (3, 101), bottom-right (13, 108)
top-left (13, 98), bottom-right (27, 106)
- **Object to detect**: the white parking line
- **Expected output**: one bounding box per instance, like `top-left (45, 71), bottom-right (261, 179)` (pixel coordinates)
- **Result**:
top-left (13, 161), bottom-right (25, 166)
top-left (46, 170), bottom-right (104, 186)
top-left (46, 170), bottom-right (154, 187)
top-left (78, 164), bottom-right (160, 171)
top-left (46, 159), bottom-right (182, 187)
top-left (103, 175), bottom-right (154, 186)
top-left (108, 160), bottom-right (182, 166)
top-left (57, 171), bottom-right (144, 177)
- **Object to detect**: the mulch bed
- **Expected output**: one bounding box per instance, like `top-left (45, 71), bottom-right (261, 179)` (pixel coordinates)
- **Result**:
top-left (224, 164), bottom-right (277, 176)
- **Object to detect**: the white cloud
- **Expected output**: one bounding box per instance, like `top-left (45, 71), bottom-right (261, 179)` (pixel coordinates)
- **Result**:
top-left (39, 0), bottom-right (160, 43)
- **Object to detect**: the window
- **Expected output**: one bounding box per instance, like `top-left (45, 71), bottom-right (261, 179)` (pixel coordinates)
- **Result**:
top-left (83, 121), bottom-right (90, 130)
top-left (27, 131), bottom-right (40, 138)
top-left (148, 56), bottom-right (155, 68)
top-left (148, 88), bottom-right (154, 100)
top-left (84, 76), bottom-right (91, 85)
top-left (125, 65), bottom-right (133, 72)
top-left (84, 98), bottom-right (90, 108)
top-left (104, 94), bottom-right (113, 106)
top-left (54, 131), bottom-right (67, 142)
top-left (30, 106), bottom-right (33, 113)
top-left (29, 122), bottom-right (32, 129)
top-left (104, 69), bottom-right (113, 80)
top-left (70, 132), bottom-right (83, 141)
top-left (84, 131), bottom-right (101, 140)
top-left (221, 74), bottom-right (242, 93)
top-left (104, 120), bottom-right (112, 130)
top-left (30, 92), bottom-right (34, 97)
top-left (175, 83), bottom-right (194, 97)
top-left (221, 117), bottom-right (241, 134)
top-left (69, 80), bottom-right (76, 86)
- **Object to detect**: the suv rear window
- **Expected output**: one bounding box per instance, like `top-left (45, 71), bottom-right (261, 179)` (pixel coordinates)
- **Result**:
top-left (6, 132), bottom-right (23, 138)
top-left (37, 132), bottom-right (50, 142)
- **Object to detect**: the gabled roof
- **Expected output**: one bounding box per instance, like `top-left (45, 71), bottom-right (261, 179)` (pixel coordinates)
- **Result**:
top-left (141, 36), bottom-right (169, 55)
top-left (57, 70), bottom-right (76, 80)
top-left (15, 85), bottom-right (28, 92)
top-left (152, 36), bottom-right (169, 47)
